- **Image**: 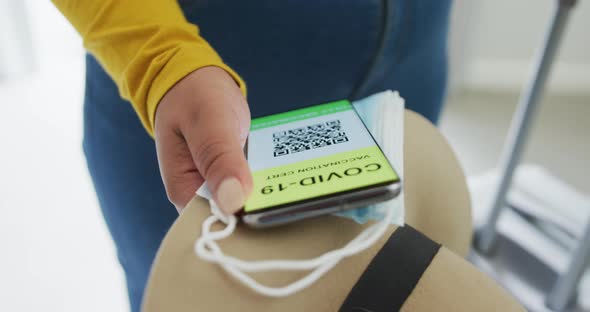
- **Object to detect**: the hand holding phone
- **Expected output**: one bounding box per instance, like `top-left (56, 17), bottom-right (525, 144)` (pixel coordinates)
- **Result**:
top-left (154, 67), bottom-right (252, 213)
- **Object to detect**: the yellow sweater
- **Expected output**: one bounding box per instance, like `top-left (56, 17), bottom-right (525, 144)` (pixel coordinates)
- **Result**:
top-left (52, 0), bottom-right (246, 136)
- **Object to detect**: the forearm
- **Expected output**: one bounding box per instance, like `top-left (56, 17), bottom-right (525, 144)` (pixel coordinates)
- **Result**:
top-left (52, 0), bottom-right (245, 135)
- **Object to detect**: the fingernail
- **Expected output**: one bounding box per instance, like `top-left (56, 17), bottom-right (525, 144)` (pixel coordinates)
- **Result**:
top-left (216, 177), bottom-right (246, 214)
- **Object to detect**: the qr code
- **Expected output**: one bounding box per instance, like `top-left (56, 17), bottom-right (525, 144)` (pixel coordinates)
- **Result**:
top-left (272, 120), bottom-right (349, 157)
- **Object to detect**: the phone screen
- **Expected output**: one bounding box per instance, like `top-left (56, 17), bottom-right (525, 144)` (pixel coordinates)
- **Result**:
top-left (244, 100), bottom-right (399, 213)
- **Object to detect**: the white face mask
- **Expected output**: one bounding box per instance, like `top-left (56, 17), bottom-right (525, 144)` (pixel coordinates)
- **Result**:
top-left (194, 91), bottom-right (405, 297)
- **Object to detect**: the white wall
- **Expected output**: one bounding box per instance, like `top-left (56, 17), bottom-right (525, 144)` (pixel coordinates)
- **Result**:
top-left (450, 0), bottom-right (590, 94)
top-left (0, 2), bottom-right (128, 311)
top-left (0, 0), bottom-right (35, 78)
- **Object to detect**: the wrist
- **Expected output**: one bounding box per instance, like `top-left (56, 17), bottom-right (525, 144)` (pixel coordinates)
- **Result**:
top-left (148, 46), bottom-right (247, 136)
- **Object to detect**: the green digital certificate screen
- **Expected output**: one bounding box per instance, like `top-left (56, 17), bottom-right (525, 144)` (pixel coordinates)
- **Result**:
top-left (244, 100), bottom-right (398, 213)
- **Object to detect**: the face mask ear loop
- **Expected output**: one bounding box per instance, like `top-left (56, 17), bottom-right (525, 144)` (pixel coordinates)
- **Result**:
top-left (194, 199), bottom-right (396, 297)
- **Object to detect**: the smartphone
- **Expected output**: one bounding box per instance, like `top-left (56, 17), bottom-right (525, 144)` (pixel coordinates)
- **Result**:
top-left (242, 99), bottom-right (401, 227)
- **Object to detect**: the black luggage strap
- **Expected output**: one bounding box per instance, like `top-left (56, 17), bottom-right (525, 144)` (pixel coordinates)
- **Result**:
top-left (339, 225), bottom-right (441, 312)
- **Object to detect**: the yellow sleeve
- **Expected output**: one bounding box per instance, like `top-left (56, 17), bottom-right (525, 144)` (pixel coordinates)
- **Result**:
top-left (52, 0), bottom-right (246, 136)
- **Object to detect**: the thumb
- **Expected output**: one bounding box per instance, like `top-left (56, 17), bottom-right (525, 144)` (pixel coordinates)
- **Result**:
top-left (182, 100), bottom-right (253, 214)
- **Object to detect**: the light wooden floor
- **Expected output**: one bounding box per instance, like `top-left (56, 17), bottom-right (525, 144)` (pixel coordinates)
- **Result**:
top-left (441, 90), bottom-right (590, 194)
top-left (441, 90), bottom-right (590, 311)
